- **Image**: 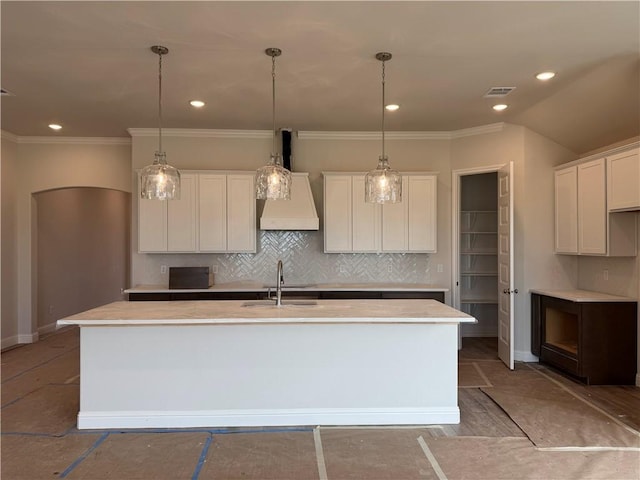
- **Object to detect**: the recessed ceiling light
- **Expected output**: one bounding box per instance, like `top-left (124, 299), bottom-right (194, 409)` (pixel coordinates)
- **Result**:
top-left (492, 104), bottom-right (508, 112)
top-left (189, 100), bottom-right (205, 108)
top-left (536, 71), bottom-right (556, 81)
top-left (48, 123), bottom-right (62, 130)
top-left (385, 104), bottom-right (399, 111)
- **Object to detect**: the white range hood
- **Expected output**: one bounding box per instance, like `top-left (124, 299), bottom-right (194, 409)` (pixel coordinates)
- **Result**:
top-left (260, 172), bottom-right (319, 230)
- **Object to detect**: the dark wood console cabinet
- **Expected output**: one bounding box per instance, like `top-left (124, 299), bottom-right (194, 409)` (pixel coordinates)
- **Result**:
top-left (531, 292), bottom-right (637, 385)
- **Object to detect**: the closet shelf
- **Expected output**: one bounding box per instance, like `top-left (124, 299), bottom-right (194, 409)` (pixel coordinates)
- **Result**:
top-left (460, 231), bottom-right (497, 234)
top-left (460, 272), bottom-right (498, 277)
top-left (460, 250), bottom-right (498, 255)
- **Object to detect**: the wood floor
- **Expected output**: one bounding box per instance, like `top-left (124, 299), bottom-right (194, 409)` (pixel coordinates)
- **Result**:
top-left (2, 328), bottom-right (639, 479)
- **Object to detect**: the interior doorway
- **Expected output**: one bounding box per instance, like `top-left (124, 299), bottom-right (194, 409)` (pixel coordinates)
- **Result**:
top-left (452, 163), bottom-right (515, 368)
top-left (35, 187), bottom-right (130, 334)
top-left (459, 172), bottom-right (498, 343)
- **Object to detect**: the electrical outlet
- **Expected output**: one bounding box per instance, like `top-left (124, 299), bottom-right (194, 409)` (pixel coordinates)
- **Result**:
top-left (339, 265), bottom-right (346, 274)
top-left (160, 265), bottom-right (167, 274)
top-left (212, 265), bottom-right (218, 274)
top-left (603, 269), bottom-right (609, 281)
top-left (387, 264), bottom-right (393, 273)
top-left (437, 264), bottom-right (444, 273)
top-left (48, 305), bottom-right (54, 315)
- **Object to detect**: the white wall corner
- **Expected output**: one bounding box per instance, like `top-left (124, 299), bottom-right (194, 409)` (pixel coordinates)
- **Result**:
top-left (636, 373), bottom-right (640, 388)
top-left (515, 350), bottom-right (539, 363)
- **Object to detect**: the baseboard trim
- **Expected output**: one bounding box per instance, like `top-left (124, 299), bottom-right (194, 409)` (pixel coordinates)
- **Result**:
top-left (38, 322), bottom-right (58, 336)
top-left (1, 332), bottom-right (38, 350)
top-left (515, 350), bottom-right (539, 363)
top-left (77, 407), bottom-right (460, 430)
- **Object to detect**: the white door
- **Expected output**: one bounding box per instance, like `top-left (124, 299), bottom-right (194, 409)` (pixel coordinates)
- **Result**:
top-left (497, 162), bottom-right (514, 369)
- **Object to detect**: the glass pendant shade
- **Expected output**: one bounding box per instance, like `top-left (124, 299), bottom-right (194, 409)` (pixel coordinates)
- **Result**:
top-left (366, 51), bottom-right (402, 204)
top-left (140, 45), bottom-right (181, 200)
top-left (255, 47), bottom-right (292, 200)
top-left (365, 156), bottom-right (402, 203)
top-left (255, 153), bottom-right (291, 200)
top-left (140, 152), bottom-right (181, 200)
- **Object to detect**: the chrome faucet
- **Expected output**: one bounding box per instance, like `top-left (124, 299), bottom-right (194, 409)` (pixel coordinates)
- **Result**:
top-left (275, 259), bottom-right (284, 306)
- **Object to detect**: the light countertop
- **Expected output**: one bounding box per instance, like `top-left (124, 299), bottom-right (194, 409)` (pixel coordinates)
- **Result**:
top-left (124, 282), bottom-right (449, 293)
top-left (58, 299), bottom-right (475, 327)
top-left (530, 289), bottom-right (637, 302)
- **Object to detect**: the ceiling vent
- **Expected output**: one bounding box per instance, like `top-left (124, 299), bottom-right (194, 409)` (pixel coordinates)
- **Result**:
top-left (484, 87), bottom-right (515, 98)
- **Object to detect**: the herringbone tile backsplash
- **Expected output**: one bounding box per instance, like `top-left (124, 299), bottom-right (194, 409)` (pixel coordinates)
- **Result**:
top-left (136, 231), bottom-right (432, 285)
top-left (216, 231), bottom-right (431, 284)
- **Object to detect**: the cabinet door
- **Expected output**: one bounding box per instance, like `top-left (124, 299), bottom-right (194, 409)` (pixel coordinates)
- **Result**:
top-left (381, 176), bottom-right (409, 252)
top-left (352, 175), bottom-right (380, 252)
top-left (227, 174), bottom-right (256, 253)
top-left (198, 174), bottom-right (227, 252)
top-left (138, 196), bottom-right (167, 252)
top-left (578, 159), bottom-right (606, 255)
top-left (554, 167), bottom-right (578, 254)
top-left (167, 174), bottom-right (197, 252)
top-left (407, 175), bottom-right (437, 252)
top-left (324, 175), bottom-right (353, 252)
top-left (607, 148), bottom-right (640, 212)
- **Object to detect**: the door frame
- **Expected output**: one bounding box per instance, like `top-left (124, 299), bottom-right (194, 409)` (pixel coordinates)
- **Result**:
top-left (451, 164), bottom-right (507, 348)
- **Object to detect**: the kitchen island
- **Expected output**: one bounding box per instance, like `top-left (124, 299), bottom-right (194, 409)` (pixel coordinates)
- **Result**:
top-left (58, 299), bottom-right (475, 430)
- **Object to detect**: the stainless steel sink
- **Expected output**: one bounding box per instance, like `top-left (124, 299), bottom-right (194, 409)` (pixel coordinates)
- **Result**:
top-left (241, 300), bottom-right (318, 307)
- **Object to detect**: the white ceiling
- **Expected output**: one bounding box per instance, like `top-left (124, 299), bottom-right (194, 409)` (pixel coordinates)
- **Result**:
top-left (1, 1), bottom-right (639, 154)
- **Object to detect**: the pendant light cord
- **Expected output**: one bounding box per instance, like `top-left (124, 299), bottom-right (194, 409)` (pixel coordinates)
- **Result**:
top-left (272, 53), bottom-right (277, 156)
top-left (381, 59), bottom-right (386, 160)
top-left (158, 51), bottom-right (163, 155)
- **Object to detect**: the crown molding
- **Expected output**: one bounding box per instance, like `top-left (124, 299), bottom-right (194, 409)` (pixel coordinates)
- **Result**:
top-left (127, 128), bottom-right (272, 139)
top-left (557, 140), bottom-right (640, 169)
top-left (4, 123), bottom-right (507, 144)
top-left (449, 122), bottom-right (505, 139)
top-left (3, 134), bottom-right (130, 145)
top-left (297, 131), bottom-right (451, 140)
top-left (298, 123), bottom-right (505, 141)
top-left (1, 130), bottom-right (19, 143)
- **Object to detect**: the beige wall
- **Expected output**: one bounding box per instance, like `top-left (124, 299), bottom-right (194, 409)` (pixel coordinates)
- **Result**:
top-left (1, 135), bottom-right (19, 347)
top-left (12, 140), bottom-right (131, 346)
top-left (35, 187), bottom-right (130, 333)
top-left (450, 124), bottom-right (577, 359)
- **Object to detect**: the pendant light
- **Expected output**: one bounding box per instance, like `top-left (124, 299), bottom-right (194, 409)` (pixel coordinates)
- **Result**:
top-left (140, 45), bottom-right (181, 200)
top-left (365, 52), bottom-right (402, 204)
top-left (255, 48), bottom-right (292, 200)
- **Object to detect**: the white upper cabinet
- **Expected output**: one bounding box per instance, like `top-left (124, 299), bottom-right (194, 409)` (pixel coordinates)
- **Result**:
top-left (352, 175), bottom-right (380, 252)
top-left (577, 159), bottom-right (607, 255)
top-left (167, 174), bottom-right (197, 252)
top-left (226, 174), bottom-right (256, 253)
top-left (324, 175), bottom-right (353, 253)
top-left (138, 171), bottom-right (256, 254)
top-left (198, 174), bottom-right (227, 252)
top-left (607, 147), bottom-right (640, 212)
top-left (138, 194), bottom-right (168, 253)
top-left (554, 166), bottom-right (578, 254)
top-left (323, 172), bottom-right (437, 254)
top-left (555, 149), bottom-right (637, 257)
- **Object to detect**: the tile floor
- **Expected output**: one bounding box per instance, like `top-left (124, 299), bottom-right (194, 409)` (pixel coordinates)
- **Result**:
top-left (2, 329), bottom-right (639, 479)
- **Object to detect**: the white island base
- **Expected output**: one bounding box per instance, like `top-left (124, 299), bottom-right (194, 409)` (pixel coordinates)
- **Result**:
top-left (58, 299), bottom-right (475, 430)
